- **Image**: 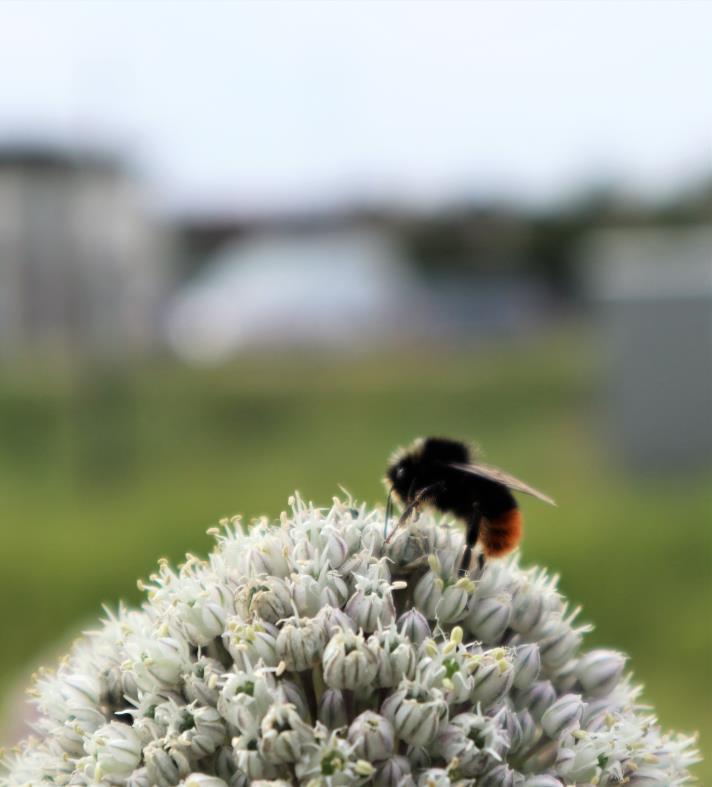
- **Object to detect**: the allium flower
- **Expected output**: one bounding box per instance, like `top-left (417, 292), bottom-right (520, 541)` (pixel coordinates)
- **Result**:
top-left (1, 495), bottom-right (700, 786)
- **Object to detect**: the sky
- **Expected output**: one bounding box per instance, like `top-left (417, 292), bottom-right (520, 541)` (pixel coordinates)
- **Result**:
top-left (0, 1), bottom-right (710, 213)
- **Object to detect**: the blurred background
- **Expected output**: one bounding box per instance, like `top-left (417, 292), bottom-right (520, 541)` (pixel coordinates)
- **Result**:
top-left (0, 0), bottom-right (710, 776)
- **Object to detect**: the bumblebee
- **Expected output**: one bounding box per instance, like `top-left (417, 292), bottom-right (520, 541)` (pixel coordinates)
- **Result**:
top-left (385, 436), bottom-right (555, 571)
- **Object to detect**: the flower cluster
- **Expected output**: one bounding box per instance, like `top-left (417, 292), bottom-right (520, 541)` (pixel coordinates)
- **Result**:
top-left (1, 495), bottom-right (699, 786)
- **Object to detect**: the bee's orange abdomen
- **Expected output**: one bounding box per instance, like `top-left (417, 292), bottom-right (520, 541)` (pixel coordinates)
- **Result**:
top-left (482, 508), bottom-right (522, 557)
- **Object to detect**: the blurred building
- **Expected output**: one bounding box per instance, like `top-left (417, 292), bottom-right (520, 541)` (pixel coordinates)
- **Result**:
top-left (0, 145), bottom-right (171, 358)
top-left (585, 226), bottom-right (712, 472)
top-left (166, 227), bottom-right (428, 362)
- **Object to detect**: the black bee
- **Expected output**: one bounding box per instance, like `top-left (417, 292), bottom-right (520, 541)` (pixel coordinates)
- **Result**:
top-left (384, 436), bottom-right (555, 572)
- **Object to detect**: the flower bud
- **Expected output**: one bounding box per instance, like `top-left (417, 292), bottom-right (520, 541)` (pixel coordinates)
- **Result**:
top-left (381, 679), bottom-right (448, 747)
top-left (84, 722), bottom-right (143, 782)
top-left (234, 577), bottom-right (292, 625)
top-left (511, 585), bottom-right (547, 636)
top-left (294, 726), bottom-right (371, 784)
top-left (290, 573), bottom-right (324, 617)
top-left (479, 764), bottom-right (522, 787)
top-left (224, 619), bottom-right (279, 669)
top-left (178, 705), bottom-right (227, 758)
top-left (277, 679), bottom-right (310, 721)
top-left (251, 782), bottom-right (293, 787)
top-left (438, 710), bottom-right (509, 777)
top-left (465, 593), bottom-right (512, 643)
top-left (419, 631), bottom-right (476, 704)
top-left (406, 744), bottom-right (432, 770)
top-left (318, 688), bottom-right (348, 729)
top-left (523, 777), bottom-right (564, 786)
top-left (322, 630), bottom-right (380, 690)
top-left (218, 668), bottom-right (276, 729)
top-left (259, 701), bottom-right (314, 763)
top-left (580, 697), bottom-right (611, 732)
top-left (122, 692), bottom-right (170, 745)
top-left (211, 746), bottom-right (238, 784)
top-left (276, 615), bottom-right (326, 672)
top-left (575, 649), bottom-right (626, 698)
top-left (417, 768), bottom-right (452, 787)
top-left (374, 755), bottom-right (412, 787)
top-left (128, 635), bottom-right (190, 691)
top-left (510, 709), bottom-right (537, 754)
top-left (397, 608), bottom-right (431, 645)
top-left (126, 767), bottom-right (152, 787)
top-left (513, 643), bottom-right (541, 690)
top-left (318, 605), bottom-right (357, 635)
top-left (183, 657), bottom-right (223, 707)
top-left (538, 622), bottom-right (581, 671)
top-left (514, 680), bottom-right (557, 721)
top-left (345, 574), bottom-right (401, 632)
top-left (385, 521), bottom-right (432, 569)
top-left (415, 557), bottom-right (476, 624)
top-left (347, 711), bottom-right (395, 761)
top-left (436, 576), bottom-right (476, 624)
top-left (502, 707), bottom-right (524, 754)
top-left (372, 628), bottom-right (417, 688)
top-left (250, 782), bottom-right (293, 787)
top-left (232, 743), bottom-right (279, 781)
top-left (181, 775), bottom-right (229, 787)
top-left (469, 650), bottom-right (515, 709)
top-left (176, 593), bottom-right (228, 646)
top-left (324, 574), bottom-right (351, 609)
top-left (52, 721), bottom-right (87, 758)
top-left (626, 766), bottom-right (679, 785)
top-left (143, 739), bottom-right (191, 787)
top-left (59, 673), bottom-right (102, 711)
top-left (541, 693), bottom-right (584, 739)
top-left (555, 737), bottom-right (599, 783)
top-left (412, 569), bottom-right (444, 620)
top-left (323, 529), bottom-right (349, 569)
top-left (553, 658), bottom-right (579, 693)
top-left (238, 532), bottom-right (291, 578)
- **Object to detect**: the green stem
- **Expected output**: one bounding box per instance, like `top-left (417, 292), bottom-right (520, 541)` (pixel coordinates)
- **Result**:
top-left (312, 662), bottom-right (326, 707)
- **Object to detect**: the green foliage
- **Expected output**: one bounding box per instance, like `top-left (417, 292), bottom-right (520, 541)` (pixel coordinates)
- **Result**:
top-left (0, 333), bottom-right (709, 776)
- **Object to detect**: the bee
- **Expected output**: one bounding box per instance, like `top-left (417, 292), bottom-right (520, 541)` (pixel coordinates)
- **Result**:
top-left (384, 436), bottom-right (555, 572)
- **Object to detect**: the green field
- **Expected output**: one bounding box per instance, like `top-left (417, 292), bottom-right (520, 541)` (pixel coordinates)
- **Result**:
top-left (0, 332), bottom-right (709, 778)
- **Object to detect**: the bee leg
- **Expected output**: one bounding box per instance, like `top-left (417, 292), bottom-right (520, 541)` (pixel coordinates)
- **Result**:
top-left (459, 506), bottom-right (482, 574)
top-left (384, 483), bottom-right (444, 544)
top-left (384, 492), bottom-right (427, 543)
top-left (383, 489), bottom-right (394, 537)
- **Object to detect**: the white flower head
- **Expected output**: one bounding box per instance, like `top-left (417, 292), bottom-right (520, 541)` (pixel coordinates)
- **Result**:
top-left (0, 495), bottom-right (700, 786)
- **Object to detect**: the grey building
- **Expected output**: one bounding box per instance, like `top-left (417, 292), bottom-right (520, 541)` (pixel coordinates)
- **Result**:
top-left (0, 146), bottom-right (171, 358)
top-left (585, 226), bottom-right (712, 472)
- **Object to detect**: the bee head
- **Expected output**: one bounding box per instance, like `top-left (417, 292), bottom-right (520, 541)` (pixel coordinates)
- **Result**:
top-left (386, 452), bottom-right (418, 502)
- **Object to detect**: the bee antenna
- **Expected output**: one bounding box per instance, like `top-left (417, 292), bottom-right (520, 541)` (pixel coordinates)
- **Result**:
top-left (384, 488), bottom-right (394, 538)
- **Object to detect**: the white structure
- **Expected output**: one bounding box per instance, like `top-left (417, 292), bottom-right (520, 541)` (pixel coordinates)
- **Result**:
top-left (166, 228), bottom-right (426, 362)
top-left (585, 226), bottom-right (712, 472)
top-left (0, 147), bottom-right (170, 357)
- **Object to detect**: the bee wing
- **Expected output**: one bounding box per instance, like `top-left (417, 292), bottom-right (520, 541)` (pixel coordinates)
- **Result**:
top-left (448, 462), bottom-right (557, 506)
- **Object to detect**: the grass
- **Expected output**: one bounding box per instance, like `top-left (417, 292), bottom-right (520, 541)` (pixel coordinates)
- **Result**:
top-left (0, 329), bottom-right (709, 777)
